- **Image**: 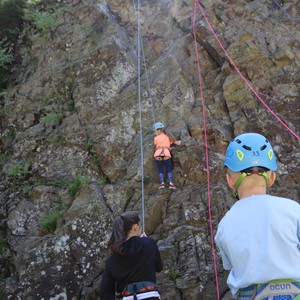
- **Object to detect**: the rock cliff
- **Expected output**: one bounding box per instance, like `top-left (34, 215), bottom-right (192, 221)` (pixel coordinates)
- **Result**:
top-left (0, 0), bottom-right (299, 299)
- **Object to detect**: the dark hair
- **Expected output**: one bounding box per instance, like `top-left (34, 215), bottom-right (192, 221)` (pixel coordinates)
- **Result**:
top-left (108, 211), bottom-right (140, 254)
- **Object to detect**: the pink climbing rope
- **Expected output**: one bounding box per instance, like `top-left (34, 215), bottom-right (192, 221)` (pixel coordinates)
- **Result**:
top-left (193, 1), bottom-right (299, 298)
top-left (195, 0), bottom-right (300, 141)
top-left (192, 2), bottom-right (221, 300)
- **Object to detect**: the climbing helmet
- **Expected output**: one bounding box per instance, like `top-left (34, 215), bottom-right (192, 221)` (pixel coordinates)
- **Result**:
top-left (224, 133), bottom-right (277, 172)
top-left (152, 122), bottom-right (165, 132)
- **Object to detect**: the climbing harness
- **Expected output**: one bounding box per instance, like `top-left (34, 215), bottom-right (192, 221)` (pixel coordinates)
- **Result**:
top-left (154, 146), bottom-right (172, 159)
top-left (237, 279), bottom-right (300, 300)
top-left (116, 281), bottom-right (160, 300)
top-left (154, 148), bottom-right (167, 159)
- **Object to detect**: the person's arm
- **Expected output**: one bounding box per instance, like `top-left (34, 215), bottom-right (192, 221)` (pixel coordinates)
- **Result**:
top-left (217, 246), bottom-right (232, 270)
top-left (99, 259), bottom-right (116, 300)
top-left (215, 231), bottom-right (232, 270)
top-left (297, 218), bottom-right (300, 244)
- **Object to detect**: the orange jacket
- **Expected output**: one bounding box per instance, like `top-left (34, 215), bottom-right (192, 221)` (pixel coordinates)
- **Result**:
top-left (154, 133), bottom-right (172, 157)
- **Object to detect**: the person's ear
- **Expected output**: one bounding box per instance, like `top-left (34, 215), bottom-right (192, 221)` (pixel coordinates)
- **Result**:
top-left (133, 224), bottom-right (139, 232)
top-left (268, 171), bottom-right (276, 187)
top-left (226, 173), bottom-right (235, 189)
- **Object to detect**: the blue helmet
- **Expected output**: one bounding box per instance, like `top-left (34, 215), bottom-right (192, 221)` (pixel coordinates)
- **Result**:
top-left (152, 122), bottom-right (165, 132)
top-left (224, 133), bottom-right (277, 172)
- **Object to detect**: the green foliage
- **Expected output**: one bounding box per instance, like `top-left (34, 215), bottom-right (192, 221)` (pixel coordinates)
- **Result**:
top-left (0, 0), bottom-right (25, 89)
top-left (24, 8), bottom-right (60, 40)
top-left (27, 0), bottom-right (40, 3)
top-left (0, 104), bottom-right (7, 118)
top-left (39, 209), bottom-right (61, 233)
top-left (0, 46), bottom-right (13, 68)
top-left (85, 140), bottom-right (100, 167)
top-left (0, 0), bottom-right (25, 40)
top-left (86, 140), bottom-right (94, 154)
top-left (99, 175), bottom-right (109, 185)
top-left (68, 177), bottom-right (81, 197)
top-left (41, 108), bottom-right (63, 124)
top-left (263, 130), bottom-right (271, 137)
top-left (0, 153), bottom-right (8, 169)
top-left (43, 85), bottom-right (68, 105)
top-left (0, 237), bottom-right (12, 260)
top-left (169, 266), bottom-right (179, 281)
top-left (7, 161), bottom-right (30, 179)
top-left (49, 132), bottom-right (66, 144)
top-left (52, 86), bottom-right (68, 103)
top-left (68, 176), bottom-right (90, 197)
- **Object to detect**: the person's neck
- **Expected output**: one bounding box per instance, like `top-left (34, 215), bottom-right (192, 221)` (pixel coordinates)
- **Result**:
top-left (126, 231), bottom-right (140, 240)
top-left (238, 186), bottom-right (267, 199)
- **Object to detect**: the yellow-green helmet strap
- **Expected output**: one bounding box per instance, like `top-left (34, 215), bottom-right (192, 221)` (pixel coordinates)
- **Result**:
top-left (234, 171), bottom-right (270, 200)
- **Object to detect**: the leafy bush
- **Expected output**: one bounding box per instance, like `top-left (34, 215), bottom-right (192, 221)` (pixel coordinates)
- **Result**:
top-left (0, 153), bottom-right (8, 169)
top-left (0, 0), bottom-right (26, 90)
top-left (24, 8), bottom-right (60, 40)
top-left (41, 108), bottom-right (63, 124)
top-left (0, 0), bottom-right (25, 41)
top-left (68, 176), bottom-right (90, 197)
top-left (169, 266), bottom-right (179, 281)
top-left (49, 132), bottom-right (66, 144)
top-left (85, 140), bottom-right (100, 167)
top-left (39, 209), bottom-right (61, 233)
top-left (0, 237), bottom-right (12, 260)
top-left (7, 161), bottom-right (30, 179)
top-left (0, 46), bottom-right (13, 68)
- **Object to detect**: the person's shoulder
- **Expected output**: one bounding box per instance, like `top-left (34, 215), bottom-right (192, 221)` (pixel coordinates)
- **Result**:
top-left (270, 195), bottom-right (300, 205)
top-left (141, 236), bottom-right (158, 246)
top-left (264, 195), bottom-right (300, 212)
top-left (105, 253), bottom-right (114, 266)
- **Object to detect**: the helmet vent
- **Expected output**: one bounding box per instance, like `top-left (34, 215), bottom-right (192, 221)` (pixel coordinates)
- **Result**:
top-left (242, 145), bottom-right (251, 151)
top-left (260, 145), bottom-right (267, 151)
top-left (235, 139), bottom-right (241, 144)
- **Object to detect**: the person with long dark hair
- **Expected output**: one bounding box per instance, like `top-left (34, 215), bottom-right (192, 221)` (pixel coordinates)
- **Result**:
top-left (100, 211), bottom-right (163, 300)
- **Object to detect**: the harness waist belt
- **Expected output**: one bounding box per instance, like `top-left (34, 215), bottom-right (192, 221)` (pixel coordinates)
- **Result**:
top-left (122, 291), bottom-right (160, 300)
top-left (238, 279), bottom-right (300, 300)
top-left (117, 281), bottom-right (160, 300)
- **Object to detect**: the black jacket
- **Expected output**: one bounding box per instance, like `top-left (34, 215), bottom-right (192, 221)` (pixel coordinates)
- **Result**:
top-left (100, 236), bottom-right (163, 300)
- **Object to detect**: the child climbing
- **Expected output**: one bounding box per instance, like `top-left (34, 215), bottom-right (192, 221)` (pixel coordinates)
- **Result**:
top-left (215, 133), bottom-right (300, 300)
top-left (152, 122), bottom-right (181, 190)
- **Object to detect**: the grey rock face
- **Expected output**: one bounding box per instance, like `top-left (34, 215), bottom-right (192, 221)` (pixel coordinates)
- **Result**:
top-left (0, 0), bottom-right (299, 299)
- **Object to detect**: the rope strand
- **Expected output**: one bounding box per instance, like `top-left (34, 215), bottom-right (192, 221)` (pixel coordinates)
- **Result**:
top-left (139, 32), bottom-right (156, 124)
top-left (136, 0), bottom-right (145, 233)
top-left (196, 0), bottom-right (299, 141)
top-left (193, 2), bottom-right (220, 299)
top-left (192, 1), bottom-right (300, 298)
